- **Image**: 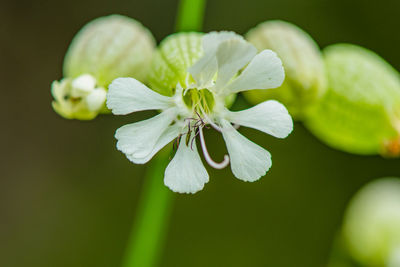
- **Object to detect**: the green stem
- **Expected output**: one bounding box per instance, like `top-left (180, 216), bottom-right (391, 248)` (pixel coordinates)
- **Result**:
top-left (121, 1), bottom-right (206, 267)
top-left (176, 0), bottom-right (206, 32)
top-left (121, 153), bottom-right (173, 267)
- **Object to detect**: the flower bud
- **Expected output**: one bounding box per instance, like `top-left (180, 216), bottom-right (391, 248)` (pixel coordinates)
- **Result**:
top-left (244, 20), bottom-right (327, 119)
top-left (51, 74), bottom-right (107, 120)
top-left (342, 178), bottom-right (400, 267)
top-left (305, 44), bottom-right (400, 156)
top-left (52, 14), bottom-right (156, 120)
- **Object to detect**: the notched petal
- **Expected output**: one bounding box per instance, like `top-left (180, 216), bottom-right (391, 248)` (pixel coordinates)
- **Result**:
top-left (126, 124), bottom-right (181, 164)
top-left (224, 50), bottom-right (285, 94)
top-left (164, 135), bottom-right (209, 194)
top-left (225, 100), bottom-right (293, 138)
top-left (188, 31), bottom-right (245, 87)
top-left (215, 39), bottom-right (257, 90)
top-left (115, 108), bottom-right (177, 158)
top-left (221, 119), bottom-right (272, 182)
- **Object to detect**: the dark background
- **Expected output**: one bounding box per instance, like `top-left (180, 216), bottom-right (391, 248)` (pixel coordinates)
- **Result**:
top-left (1, 0), bottom-right (400, 266)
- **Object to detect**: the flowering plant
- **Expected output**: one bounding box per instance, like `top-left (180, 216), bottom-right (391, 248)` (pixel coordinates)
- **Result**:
top-left (107, 31), bottom-right (293, 193)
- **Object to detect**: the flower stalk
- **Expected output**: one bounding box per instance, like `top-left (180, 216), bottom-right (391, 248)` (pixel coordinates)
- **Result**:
top-left (121, 152), bottom-right (173, 267)
top-left (176, 0), bottom-right (206, 32)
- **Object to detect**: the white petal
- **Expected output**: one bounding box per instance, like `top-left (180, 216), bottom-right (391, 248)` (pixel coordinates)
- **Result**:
top-left (202, 31), bottom-right (242, 52)
top-left (115, 108), bottom-right (176, 158)
top-left (188, 31), bottom-right (243, 87)
top-left (71, 74), bottom-right (96, 97)
top-left (225, 100), bottom-right (293, 138)
top-left (187, 54), bottom-right (217, 88)
top-left (126, 124), bottom-right (181, 164)
top-left (215, 39), bottom-right (257, 90)
top-left (221, 119), bottom-right (271, 182)
top-left (85, 87), bottom-right (106, 112)
top-left (223, 50), bottom-right (285, 94)
top-left (107, 77), bottom-right (172, 115)
top-left (164, 135), bottom-right (209, 194)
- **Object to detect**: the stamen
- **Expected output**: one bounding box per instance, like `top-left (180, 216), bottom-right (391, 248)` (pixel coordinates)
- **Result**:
top-left (208, 121), bottom-right (223, 132)
top-left (198, 126), bottom-right (229, 169)
top-left (198, 106), bottom-right (224, 133)
top-left (184, 117), bottom-right (196, 121)
top-left (190, 127), bottom-right (200, 150)
top-left (173, 136), bottom-right (179, 151)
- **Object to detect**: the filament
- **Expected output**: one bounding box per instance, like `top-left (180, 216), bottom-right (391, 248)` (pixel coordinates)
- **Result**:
top-left (198, 106), bottom-right (224, 132)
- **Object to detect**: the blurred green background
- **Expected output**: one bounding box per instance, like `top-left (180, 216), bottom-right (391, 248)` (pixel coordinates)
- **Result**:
top-left (1, 0), bottom-right (400, 266)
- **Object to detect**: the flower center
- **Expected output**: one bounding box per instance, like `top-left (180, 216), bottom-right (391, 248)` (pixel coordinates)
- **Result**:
top-left (183, 88), bottom-right (215, 115)
top-left (177, 88), bottom-right (229, 170)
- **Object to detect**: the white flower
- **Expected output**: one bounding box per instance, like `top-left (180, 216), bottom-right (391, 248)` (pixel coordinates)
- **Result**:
top-left (107, 32), bottom-right (293, 194)
top-left (52, 74), bottom-right (107, 120)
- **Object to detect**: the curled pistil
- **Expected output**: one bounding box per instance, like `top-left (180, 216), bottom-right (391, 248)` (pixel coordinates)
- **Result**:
top-left (198, 125), bottom-right (230, 169)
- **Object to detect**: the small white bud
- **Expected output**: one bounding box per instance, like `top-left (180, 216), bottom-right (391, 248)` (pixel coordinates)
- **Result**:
top-left (85, 88), bottom-right (107, 112)
top-left (70, 74), bottom-right (96, 98)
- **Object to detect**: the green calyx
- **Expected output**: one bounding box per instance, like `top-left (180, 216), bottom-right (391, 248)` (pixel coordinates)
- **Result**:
top-left (146, 32), bottom-right (237, 109)
top-left (147, 32), bottom-right (204, 96)
top-left (244, 20), bottom-right (327, 120)
top-left (63, 15), bottom-right (156, 87)
top-left (305, 44), bottom-right (400, 156)
top-left (342, 178), bottom-right (400, 266)
top-left (183, 88), bottom-right (215, 115)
